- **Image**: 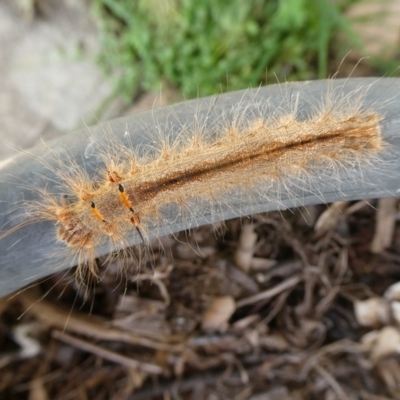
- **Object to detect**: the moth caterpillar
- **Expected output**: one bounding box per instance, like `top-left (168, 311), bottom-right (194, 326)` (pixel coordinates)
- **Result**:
top-left (0, 77), bottom-right (399, 298)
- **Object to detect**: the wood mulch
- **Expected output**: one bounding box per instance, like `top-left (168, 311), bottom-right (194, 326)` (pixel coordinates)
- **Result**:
top-left (1, 198), bottom-right (400, 399)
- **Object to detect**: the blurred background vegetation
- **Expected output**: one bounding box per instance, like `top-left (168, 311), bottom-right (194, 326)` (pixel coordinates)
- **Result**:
top-left (90, 0), bottom-right (399, 101)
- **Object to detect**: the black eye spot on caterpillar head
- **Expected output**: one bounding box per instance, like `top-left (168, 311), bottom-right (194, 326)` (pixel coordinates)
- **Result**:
top-left (90, 201), bottom-right (96, 208)
top-left (119, 184), bottom-right (124, 192)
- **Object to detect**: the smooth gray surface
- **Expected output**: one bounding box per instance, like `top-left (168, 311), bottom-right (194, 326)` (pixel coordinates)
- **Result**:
top-left (0, 1), bottom-right (115, 161)
top-left (0, 78), bottom-right (399, 297)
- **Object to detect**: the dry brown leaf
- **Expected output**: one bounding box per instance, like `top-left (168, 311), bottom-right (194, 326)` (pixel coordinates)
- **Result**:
top-left (29, 377), bottom-right (49, 400)
top-left (369, 326), bottom-right (400, 363)
top-left (201, 296), bottom-right (236, 332)
top-left (391, 301), bottom-right (400, 326)
top-left (371, 197), bottom-right (398, 254)
top-left (234, 222), bottom-right (258, 272)
top-left (314, 201), bottom-right (349, 233)
top-left (354, 297), bottom-right (390, 327)
top-left (384, 281), bottom-right (400, 301)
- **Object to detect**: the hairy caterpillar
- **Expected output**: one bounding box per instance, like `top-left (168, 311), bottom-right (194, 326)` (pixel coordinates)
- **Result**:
top-left (0, 77), bottom-right (399, 299)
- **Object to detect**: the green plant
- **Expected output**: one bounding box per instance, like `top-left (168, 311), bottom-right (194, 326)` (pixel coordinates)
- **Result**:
top-left (91, 0), bottom-right (361, 99)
